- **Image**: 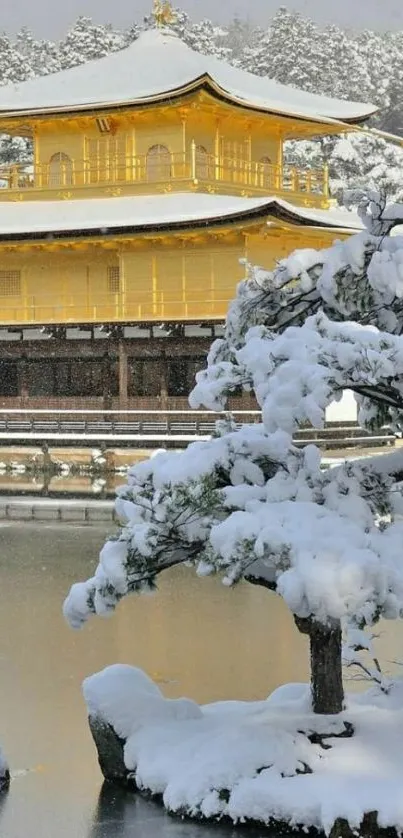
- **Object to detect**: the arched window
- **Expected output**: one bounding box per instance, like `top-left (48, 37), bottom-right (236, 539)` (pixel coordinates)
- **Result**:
top-left (48, 152), bottom-right (73, 187)
top-left (259, 155), bottom-right (272, 188)
top-left (146, 145), bottom-right (171, 182)
top-left (195, 145), bottom-right (209, 180)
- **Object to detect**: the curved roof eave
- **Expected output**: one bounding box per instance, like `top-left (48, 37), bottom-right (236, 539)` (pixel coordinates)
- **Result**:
top-left (0, 73), bottom-right (377, 128)
top-left (0, 196), bottom-right (362, 244)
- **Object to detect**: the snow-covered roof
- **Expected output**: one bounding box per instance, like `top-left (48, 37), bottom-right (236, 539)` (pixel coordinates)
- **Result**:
top-left (0, 193), bottom-right (363, 240)
top-left (0, 29), bottom-right (376, 126)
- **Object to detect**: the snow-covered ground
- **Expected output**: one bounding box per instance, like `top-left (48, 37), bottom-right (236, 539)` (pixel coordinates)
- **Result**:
top-left (84, 665), bottom-right (403, 833)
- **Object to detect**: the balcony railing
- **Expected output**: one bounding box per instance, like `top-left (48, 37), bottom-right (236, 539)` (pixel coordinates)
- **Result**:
top-left (0, 284), bottom-right (237, 325)
top-left (0, 148), bottom-right (328, 201)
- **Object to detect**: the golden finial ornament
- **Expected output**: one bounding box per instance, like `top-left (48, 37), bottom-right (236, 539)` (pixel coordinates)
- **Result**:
top-left (153, 0), bottom-right (175, 28)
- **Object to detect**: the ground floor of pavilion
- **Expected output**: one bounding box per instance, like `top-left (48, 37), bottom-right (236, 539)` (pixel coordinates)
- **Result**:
top-left (0, 328), bottom-right (254, 412)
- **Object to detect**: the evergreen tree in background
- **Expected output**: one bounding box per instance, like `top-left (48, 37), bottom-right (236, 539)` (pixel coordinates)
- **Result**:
top-left (330, 134), bottom-right (403, 203)
top-left (225, 16), bottom-right (262, 66)
top-left (0, 33), bottom-right (29, 85)
top-left (15, 27), bottom-right (61, 77)
top-left (0, 136), bottom-right (32, 165)
top-left (240, 7), bottom-right (323, 90)
top-left (285, 133), bottom-right (403, 204)
top-left (58, 16), bottom-right (125, 68)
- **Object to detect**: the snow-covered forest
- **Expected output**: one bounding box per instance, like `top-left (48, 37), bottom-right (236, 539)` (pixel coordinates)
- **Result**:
top-left (1, 6), bottom-right (403, 203)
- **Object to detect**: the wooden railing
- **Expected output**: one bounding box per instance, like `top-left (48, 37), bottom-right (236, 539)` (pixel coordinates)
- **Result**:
top-left (0, 149), bottom-right (328, 199)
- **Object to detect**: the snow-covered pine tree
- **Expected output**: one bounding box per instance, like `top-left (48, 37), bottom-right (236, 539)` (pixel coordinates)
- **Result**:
top-left (58, 16), bottom-right (125, 69)
top-left (64, 190), bottom-right (403, 717)
top-left (0, 136), bottom-right (32, 166)
top-left (124, 23), bottom-right (141, 46)
top-left (354, 28), bottom-right (390, 118)
top-left (315, 24), bottom-right (373, 104)
top-left (330, 134), bottom-right (403, 204)
top-left (225, 16), bottom-right (262, 66)
top-left (0, 32), bottom-right (34, 167)
top-left (185, 19), bottom-right (230, 61)
top-left (284, 133), bottom-right (403, 206)
top-left (0, 33), bottom-right (28, 85)
top-left (15, 28), bottom-right (62, 78)
top-left (240, 7), bottom-right (322, 89)
top-left (380, 33), bottom-right (403, 136)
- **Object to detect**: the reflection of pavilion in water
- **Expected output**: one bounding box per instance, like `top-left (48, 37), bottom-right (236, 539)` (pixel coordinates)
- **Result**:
top-left (0, 471), bottom-right (117, 498)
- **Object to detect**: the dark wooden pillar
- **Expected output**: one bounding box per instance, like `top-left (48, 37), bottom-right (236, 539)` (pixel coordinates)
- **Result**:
top-left (19, 356), bottom-right (29, 407)
top-left (118, 341), bottom-right (128, 411)
top-left (102, 352), bottom-right (112, 411)
top-left (160, 352), bottom-right (168, 410)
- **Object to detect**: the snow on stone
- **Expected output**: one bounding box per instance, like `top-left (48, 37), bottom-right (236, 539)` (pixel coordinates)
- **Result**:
top-left (83, 664), bottom-right (201, 741)
top-left (0, 29), bottom-right (376, 124)
top-left (0, 193), bottom-right (363, 238)
top-left (83, 664), bottom-right (403, 832)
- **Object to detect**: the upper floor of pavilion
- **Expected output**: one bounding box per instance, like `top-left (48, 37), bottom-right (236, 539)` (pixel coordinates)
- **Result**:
top-left (0, 27), bottom-right (376, 209)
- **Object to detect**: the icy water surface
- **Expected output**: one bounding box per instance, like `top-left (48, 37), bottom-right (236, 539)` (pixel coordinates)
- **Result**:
top-left (0, 522), bottom-right (401, 837)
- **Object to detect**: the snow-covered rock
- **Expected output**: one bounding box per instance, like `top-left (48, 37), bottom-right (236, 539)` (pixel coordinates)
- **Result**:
top-left (0, 748), bottom-right (9, 791)
top-left (82, 665), bottom-right (403, 833)
top-left (84, 664), bottom-right (201, 734)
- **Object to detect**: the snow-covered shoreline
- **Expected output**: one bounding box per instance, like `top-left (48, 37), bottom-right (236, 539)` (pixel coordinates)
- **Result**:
top-left (83, 665), bottom-right (403, 835)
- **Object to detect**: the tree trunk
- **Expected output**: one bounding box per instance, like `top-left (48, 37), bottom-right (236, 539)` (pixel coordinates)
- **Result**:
top-left (295, 616), bottom-right (344, 715)
top-left (310, 620), bottom-right (344, 714)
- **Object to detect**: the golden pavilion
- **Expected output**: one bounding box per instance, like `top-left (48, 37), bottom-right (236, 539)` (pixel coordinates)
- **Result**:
top-left (0, 18), bottom-right (375, 410)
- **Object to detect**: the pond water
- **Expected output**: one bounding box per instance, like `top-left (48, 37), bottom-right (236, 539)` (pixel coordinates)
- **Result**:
top-left (0, 445), bottom-right (389, 501)
top-left (0, 522), bottom-right (401, 836)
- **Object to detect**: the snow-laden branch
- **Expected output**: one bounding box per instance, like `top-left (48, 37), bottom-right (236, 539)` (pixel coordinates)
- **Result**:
top-left (64, 414), bottom-right (403, 634)
top-left (64, 424), bottom-right (292, 627)
top-left (192, 311), bottom-right (403, 433)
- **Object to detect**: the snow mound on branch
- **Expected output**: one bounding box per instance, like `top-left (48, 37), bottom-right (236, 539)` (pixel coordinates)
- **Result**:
top-left (210, 499), bottom-right (388, 620)
top-left (84, 665), bottom-right (403, 832)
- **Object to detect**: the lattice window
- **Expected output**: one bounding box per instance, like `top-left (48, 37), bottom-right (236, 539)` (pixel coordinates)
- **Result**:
top-left (219, 139), bottom-right (249, 161)
top-left (0, 270), bottom-right (21, 296)
top-left (48, 152), bottom-right (73, 187)
top-left (195, 145), bottom-right (209, 179)
top-left (107, 266), bottom-right (120, 293)
top-left (86, 135), bottom-right (128, 183)
top-left (146, 144), bottom-right (171, 182)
